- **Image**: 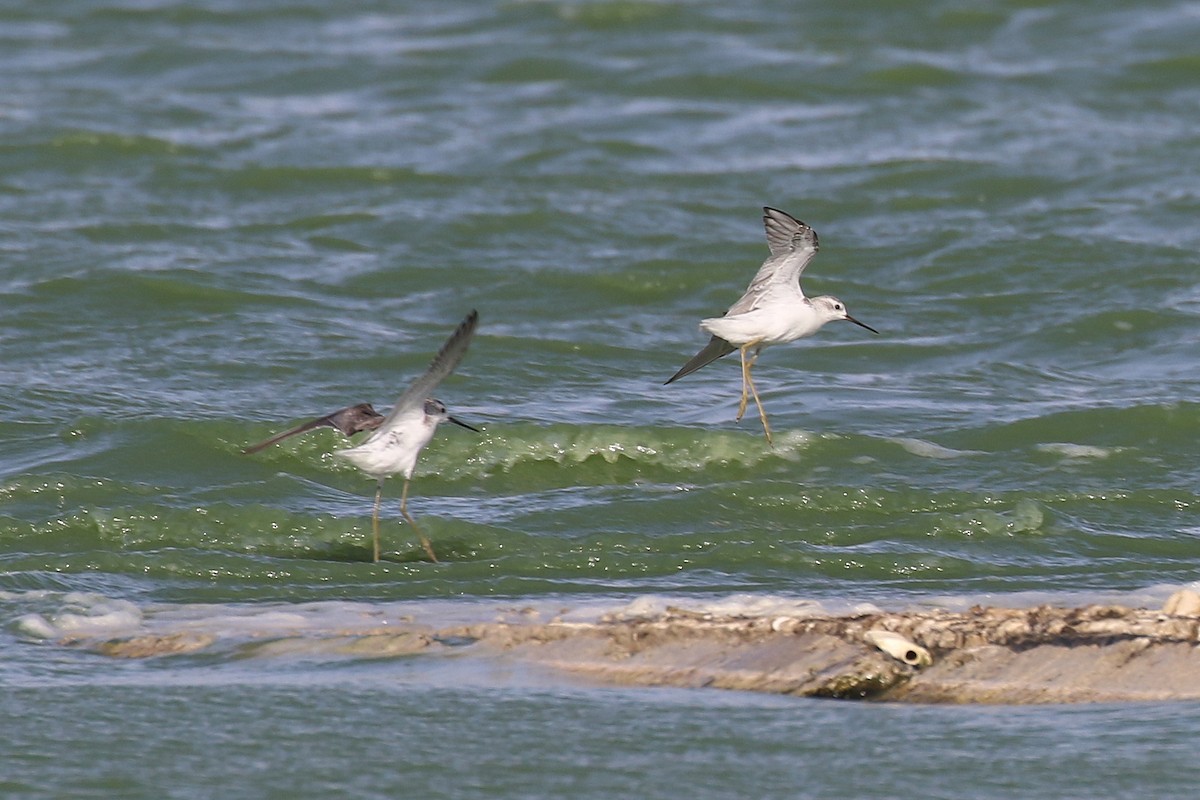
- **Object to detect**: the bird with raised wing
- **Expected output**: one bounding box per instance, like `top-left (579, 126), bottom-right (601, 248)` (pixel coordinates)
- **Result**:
top-left (666, 208), bottom-right (877, 444)
top-left (244, 310), bottom-right (479, 562)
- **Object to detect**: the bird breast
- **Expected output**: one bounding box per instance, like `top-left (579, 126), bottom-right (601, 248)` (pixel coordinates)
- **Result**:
top-left (336, 422), bottom-right (436, 480)
top-left (701, 303), bottom-right (825, 347)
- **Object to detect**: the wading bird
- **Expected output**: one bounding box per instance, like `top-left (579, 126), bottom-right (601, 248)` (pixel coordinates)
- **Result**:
top-left (666, 208), bottom-right (877, 444)
top-left (244, 311), bottom-right (479, 562)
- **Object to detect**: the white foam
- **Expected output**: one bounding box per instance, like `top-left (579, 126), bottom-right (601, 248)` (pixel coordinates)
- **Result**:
top-left (53, 607), bottom-right (142, 635)
top-left (8, 592), bottom-right (144, 639)
top-left (132, 596), bottom-right (620, 642)
top-left (1037, 442), bottom-right (1116, 459)
top-left (15, 613), bottom-right (60, 639)
top-left (52, 596), bottom-right (143, 636)
top-left (922, 583), bottom-right (1191, 613)
top-left (610, 593), bottom-right (876, 620)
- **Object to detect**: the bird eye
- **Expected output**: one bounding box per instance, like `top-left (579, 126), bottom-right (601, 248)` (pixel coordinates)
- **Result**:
top-left (834, 303), bottom-right (842, 310)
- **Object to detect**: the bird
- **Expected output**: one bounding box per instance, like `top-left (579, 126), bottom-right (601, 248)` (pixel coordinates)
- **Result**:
top-left (665, 207), bottom-right (877, 444)
top-left (244, 310), bottom-right (479, 563)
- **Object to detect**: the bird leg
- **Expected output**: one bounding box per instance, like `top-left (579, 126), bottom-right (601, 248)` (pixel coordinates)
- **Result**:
top-left (737, 344), bottom-right (772, 445)
top-left (371, 480), bottom-right (383, 563)
top-left (735, 343), bottom-right (757, 421)
top-left (399, 477), bottom-right (438, 563)
top-left (748, 372), bottom-right (773, 446)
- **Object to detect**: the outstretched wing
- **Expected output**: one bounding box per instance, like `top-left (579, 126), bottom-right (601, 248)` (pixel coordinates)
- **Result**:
top-left (726, 207), bottom-right (819, 316)
top-left (241, 403), bottom-right (384, 455)
top-left (370, 310), bottom-right (479, 437)
top-left (664, 335), bottom-right (736, 384)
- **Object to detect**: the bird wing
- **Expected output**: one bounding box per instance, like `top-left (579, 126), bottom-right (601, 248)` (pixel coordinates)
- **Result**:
top-left (370, 309), bottom-right (479, 438)
top-left (664, 335), bottom-right (736, 384)
top-left (725, 207), bottom-right (819, 316)
top-left (240, 403), bottom-right (382, 455)
top-left (325, 403), bottom-right (386, 436)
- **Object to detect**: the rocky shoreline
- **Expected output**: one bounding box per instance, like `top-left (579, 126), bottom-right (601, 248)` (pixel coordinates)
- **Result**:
top-left (63, 589), bottom-right (1200, 705)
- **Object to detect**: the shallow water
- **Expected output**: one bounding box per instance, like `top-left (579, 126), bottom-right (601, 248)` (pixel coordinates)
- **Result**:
top-left (3, 0), bottom-right (1200, 797)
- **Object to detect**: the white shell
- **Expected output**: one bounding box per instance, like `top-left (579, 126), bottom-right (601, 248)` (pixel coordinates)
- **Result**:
top-left (864, 629), bottom-right (932, 667)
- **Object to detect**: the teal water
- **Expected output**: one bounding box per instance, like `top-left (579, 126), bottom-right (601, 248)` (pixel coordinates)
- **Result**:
top-left (3, 0), bottom-right (1200, 797)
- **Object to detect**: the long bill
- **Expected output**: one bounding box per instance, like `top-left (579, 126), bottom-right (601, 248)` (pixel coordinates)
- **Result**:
top-left (448, 416), bottom-right (480, 433)
top-left (845, 314), bottom-right (879, 334)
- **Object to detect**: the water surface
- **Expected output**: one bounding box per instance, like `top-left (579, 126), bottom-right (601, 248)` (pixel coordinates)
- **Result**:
top-left (2, 1), bottom-right (1199, 797)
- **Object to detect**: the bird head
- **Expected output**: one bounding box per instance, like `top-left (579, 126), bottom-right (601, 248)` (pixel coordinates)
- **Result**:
top-left (424, 398), bottom-right (480, 432)
top-left (813, 295), bottom-right (878, 334)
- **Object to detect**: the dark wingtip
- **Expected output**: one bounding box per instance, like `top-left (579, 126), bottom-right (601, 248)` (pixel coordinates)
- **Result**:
top-left (664, 336), bottom-right (735, 385)
top-left (452, 309), bottom-right (479, 344)
top-left (452, 309), bottom-right (480, 342)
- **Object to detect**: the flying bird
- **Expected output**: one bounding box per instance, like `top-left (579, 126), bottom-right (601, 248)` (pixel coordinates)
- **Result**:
top-left (666, 208), bottom-right (877, 444)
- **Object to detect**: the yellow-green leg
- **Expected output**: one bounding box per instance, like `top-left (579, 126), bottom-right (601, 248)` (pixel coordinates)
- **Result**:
top-left (735, 343), bottom-right (758, 421)
top-left (736, 344), bottom-right (772, 445)
top-left (400, 477), bottom-right (438, 563)
top-left (748, 369), bottom-right (772, 445)
top-left (371, 481), bottom-right (383, 563)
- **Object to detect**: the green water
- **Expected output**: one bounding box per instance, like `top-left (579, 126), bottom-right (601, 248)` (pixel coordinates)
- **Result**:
top-left (3, 1), bottom-right (1200, 797)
